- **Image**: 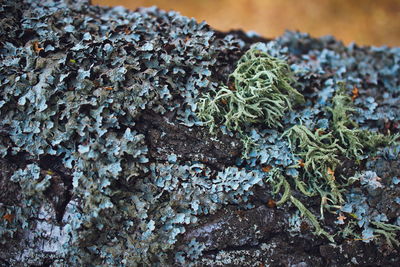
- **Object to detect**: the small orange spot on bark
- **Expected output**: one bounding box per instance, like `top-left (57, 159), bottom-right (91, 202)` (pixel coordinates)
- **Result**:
top-left (3, 214), bottom-right (14, 223)
top-left (315, 128), bottom-right (325, 135)
top-left (298, 159), bottom-right (305, 168)
top-left (327, 167), bottom-right (336, 180)
top-left (266, 199), bottom-right (277, 208)
top-left (337, 213), bottom-right (347, 222)
top-left (228, 82), bottom-right (236, 91)
top-left (103, 86), bottom-right (113, 91)
top-left (124, 27), bottom-right (132, 35)
top-left (352, 87), bottom-right (359, 101)
top-left (33, 41), bottom-right (44, 53)
top-left (262, 165), bottom-right (272, 172)
top-left (235, 210), bottom-right (246, 218)
top-left (301, 221), bottom-right (310, 231)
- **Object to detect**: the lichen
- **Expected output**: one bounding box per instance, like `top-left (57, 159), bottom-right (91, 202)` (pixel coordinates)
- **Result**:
top-left (0, 0), bottom-right (248, 264)
top-left (200, 43), bottom-right (400, 247)
top-left (1, 0), bottom-right (400, 265)
top-left (197, 46), bottom-right (304, 134)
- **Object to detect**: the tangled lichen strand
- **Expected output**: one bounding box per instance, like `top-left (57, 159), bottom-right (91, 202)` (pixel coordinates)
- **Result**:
top-left (283, 125), bottom-right (344, 175)
top-left (328, 87), bottom-right (400, 156)
top-left (230, 48), bottom-right (305, 105)
top-left (327, 84), bottom-right (364, 158)
top-left (278, 87), bottom-right (400, 242)
top-left (197, 47), bottom-right (305, 133)
top-left (282, 125), bottom-right (346, 205)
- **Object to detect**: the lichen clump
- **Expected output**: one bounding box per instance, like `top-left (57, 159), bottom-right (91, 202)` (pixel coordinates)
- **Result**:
top-left (198, 48), bottom-right (304, 133)
top-left (198, 45), bottom-right (400, 245)
top-left (1, 0), bottom-right (400, 266)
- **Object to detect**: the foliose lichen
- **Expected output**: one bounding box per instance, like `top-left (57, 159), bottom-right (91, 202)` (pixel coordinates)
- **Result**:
top-left (1, 0), bottom-right (400, 265)
top-left (0, 0), bottom-right (258, 265)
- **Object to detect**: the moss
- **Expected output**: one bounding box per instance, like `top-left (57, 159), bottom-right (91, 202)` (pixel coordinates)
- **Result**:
top-left (282, 124), bottom-right (346, 211)
top-left (197, 43), bottom-right (400, 247)
top-left (281, 86), bottom-right (400, 245)
top-left (283, 125), bottom-right (344, 176)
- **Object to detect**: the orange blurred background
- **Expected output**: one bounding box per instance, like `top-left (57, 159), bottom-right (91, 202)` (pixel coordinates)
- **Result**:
top-left (93, 0), bottom-right (400, 47)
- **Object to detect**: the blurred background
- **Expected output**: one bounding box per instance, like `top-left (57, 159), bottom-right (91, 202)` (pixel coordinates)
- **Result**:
top-left (93, 0), bottom-right (400, 47)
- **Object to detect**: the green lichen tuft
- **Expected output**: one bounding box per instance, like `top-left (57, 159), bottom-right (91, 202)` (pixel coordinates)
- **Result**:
top-left (282, 124), bottom-right (346, 209)
top-left (197, 46), bottom-right (304, 133)
top-left (266, 169), bottom-right (334, 241)
top-left (279, 85), bottom-right (400, 244)
top-left (198, 45), bottom-right (400, 247)
top-left (283, 125), bottom-right (344, 177)
top-left (371, 221), bottom-right (400, 248)
top-left (327, 84), bottom-right (364, 158)
top-left (283, 85), bottom-right (399, 217)
top-left (328, 83), bottom-right (399, 157)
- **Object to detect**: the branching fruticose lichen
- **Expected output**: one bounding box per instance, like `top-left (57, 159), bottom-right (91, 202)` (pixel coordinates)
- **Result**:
top-left (199, 45), bottom-right (400, 246)
top-left (197, 47), bottom-right (304, 133)
top-left (281, 85), bottom-right (399, 237)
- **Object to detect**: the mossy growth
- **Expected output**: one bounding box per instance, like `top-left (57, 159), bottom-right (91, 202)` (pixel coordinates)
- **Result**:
top-left (327, 83), bottom-right (399, 157)
top-left (197, 47), bottom-right (304, 133)
top-left (327, 84), bottom-right (364, 158)
top-left (279, 85), bottom-right (362, 217)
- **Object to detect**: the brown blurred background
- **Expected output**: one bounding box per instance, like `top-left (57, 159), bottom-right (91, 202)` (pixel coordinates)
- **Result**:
top-left (93, 0), bottom-right (400, 47)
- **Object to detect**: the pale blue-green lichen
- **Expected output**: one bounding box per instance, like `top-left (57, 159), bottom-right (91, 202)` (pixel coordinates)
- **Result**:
top-left (1, 0), bottom-right (400, 265)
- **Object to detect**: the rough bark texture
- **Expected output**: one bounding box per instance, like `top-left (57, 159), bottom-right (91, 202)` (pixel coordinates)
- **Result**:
top-left (1, 0), bottom-right (400, 266)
